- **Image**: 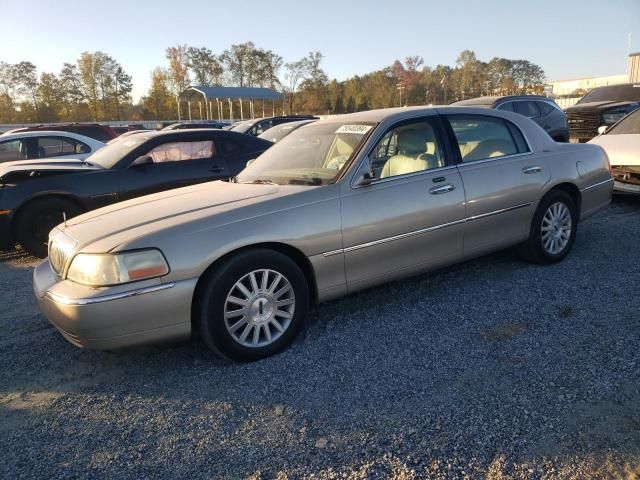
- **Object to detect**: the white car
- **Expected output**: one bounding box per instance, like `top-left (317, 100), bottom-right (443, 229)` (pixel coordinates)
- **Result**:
top-left (589, 108), bottom-right (640, 194)
top-left (0, 131), bottom-right (104, 164)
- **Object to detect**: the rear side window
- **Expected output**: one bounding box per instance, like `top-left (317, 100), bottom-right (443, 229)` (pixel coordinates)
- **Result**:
top-left (217, 138), bottom-right (244, 155)
top-left (496, 102), bottom-right (514, 112)
top-left (0, 139), bottom-right (26, 162)
top-left (513, 101), bottom-right (540, 118)
top-left (446, 115), bottom-right (528, 162)
top-left (536, 101), bottom-right (555, 116)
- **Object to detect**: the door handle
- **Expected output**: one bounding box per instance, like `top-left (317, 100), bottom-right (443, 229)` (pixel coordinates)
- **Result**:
top-left (429, 183), bottom-right (455, 195)
top-left (522, 166), bottom-right (542, 174)
top-left (209, 166), bottom-right (225, 173)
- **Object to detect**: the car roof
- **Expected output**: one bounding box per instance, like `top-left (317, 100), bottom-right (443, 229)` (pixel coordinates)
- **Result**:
top-left (453, 95), bottom-right (554, 105)
top-left (0, 130), bottom-right (104, 144)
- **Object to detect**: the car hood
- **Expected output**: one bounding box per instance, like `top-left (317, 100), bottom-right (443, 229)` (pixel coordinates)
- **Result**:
top-left (60, 180), bottom-right (317, 253)
top-left (565, 101), bottom-right (637, 113)
top-left (0, 157), bottom-right (100, 181)
top-left (588, 134), bottom-right (640, 166)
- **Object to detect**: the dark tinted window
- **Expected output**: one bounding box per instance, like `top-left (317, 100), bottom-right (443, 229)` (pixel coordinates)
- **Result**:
top-left (218, 138), bottom-right (244, 154)
top-left (536, 101), bottom-right (555, 116)
top-left (578, 84), bottom-right (640, 103)
top-left (496, 102), bottom-right (514, 112)
top-left (513, 101), bottom-right (540, 118)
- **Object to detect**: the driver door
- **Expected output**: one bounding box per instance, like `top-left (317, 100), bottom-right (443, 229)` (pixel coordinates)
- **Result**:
top-left (118, 138), bottom-right (229, 201)
top-left (339, 115), bottom-right (466, 290)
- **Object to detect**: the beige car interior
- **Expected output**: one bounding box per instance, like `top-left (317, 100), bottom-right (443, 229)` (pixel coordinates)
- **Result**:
top-left (380, 126), bottom-right (444, 178)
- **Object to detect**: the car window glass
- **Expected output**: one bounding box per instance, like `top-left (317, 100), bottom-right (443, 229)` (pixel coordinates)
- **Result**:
top-left (536, 101), bottom-right (555, 116)
top-left (145, 140), bottom-right (215, 163)
top-left (0, 139), bottom-right (26, 162)
top-left (37, 137), bottom-right (82, 158)
top-left (218, 139), bottom-right (243, 155)
top-left (368, 120), bottom-right (445, 180)
top-left (497, 102), bottom-right (514, 112)
top-left (447, 115), bottom-right (524, 162)
top-left (513, 101), bottom-right (540, 118)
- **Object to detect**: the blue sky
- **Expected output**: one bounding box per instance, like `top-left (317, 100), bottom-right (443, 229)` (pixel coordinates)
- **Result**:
top-left (1, 0), bottom-right (638, 100)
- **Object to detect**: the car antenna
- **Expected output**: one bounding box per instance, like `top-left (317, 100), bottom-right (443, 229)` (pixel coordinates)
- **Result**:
top-left (63, 212), bottom-right (67, 228)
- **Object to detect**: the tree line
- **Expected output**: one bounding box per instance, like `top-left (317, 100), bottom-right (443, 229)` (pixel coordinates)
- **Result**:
top-left (0, 43), bottom-right (546, 124)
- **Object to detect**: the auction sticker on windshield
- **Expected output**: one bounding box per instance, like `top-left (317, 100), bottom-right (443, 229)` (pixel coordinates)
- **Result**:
top-left (335, 125), bottom-right (372, 134)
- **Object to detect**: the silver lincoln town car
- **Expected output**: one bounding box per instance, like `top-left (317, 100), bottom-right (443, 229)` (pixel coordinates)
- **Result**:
top-left (34, 107), bottom-right (613, 361)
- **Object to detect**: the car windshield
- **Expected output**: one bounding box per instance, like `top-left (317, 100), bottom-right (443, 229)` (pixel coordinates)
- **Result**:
top-left (607, 108), bottom-right (640, 135)
top-left (236, 121), bottom-right (375, 186)
top-left (229, 120), bottom-right (255, 133)
top-left (577, 84), bottom-right (640, 104)
top-left (85, 134), bottom-right (151, 169)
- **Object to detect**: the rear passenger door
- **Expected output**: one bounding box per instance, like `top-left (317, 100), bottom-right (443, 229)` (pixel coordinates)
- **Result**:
top-left (444, 114), bottom-right (550, 256)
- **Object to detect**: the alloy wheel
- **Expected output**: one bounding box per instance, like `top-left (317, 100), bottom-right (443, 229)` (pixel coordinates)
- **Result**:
top-left (541, 202), bottom-right (572, 255)
top-left (224, 269), bottom-right (295, 348)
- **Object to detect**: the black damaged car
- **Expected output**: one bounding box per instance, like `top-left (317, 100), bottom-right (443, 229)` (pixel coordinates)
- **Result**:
top-left (0, 129), bottom-right (272, 257)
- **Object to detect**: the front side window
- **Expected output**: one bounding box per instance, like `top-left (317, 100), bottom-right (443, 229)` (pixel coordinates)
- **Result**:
top-left (144, 140), bottom-right (215, 163)
top-left (0, 139), bottom-right (26, 162)
top-left (447, 115), bottom-right (528, 162)
top-left (236, 121), bottom-right (374, 186)
top-left (513, 101), bottom-right (540, 118)
top-left (368, 119), bottom-right (446, 180)
top-left (497, 102), bottom-right (514, 112)
top-left (37, 137), bottom-right (89, 158)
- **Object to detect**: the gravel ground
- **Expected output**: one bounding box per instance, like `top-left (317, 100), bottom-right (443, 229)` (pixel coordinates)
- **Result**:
top-left (1, 196), bottom-right (639, 479)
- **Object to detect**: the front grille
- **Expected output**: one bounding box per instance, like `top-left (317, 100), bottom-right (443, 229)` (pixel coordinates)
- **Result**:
top-left (48, 231), bottom-right (77, 275)
top-left (566, 111), bottom-right (601, 140)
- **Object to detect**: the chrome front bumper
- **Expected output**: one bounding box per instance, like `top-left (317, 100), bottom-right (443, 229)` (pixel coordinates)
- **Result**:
top-left (33, 260), bottom-right (197, 350)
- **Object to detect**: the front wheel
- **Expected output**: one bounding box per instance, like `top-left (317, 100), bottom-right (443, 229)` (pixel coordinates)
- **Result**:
top-left (14, 197), bottom-right (83, 258)
top-left (519, 190), bottom-right (578, 264)
top-left (195, 249), bottom-right (309, 361)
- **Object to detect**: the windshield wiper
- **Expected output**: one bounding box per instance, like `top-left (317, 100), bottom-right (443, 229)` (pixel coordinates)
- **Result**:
top-left (288, 177), bottom-right (323, 186)
top-left (241, 179), bottom-right (278, 185)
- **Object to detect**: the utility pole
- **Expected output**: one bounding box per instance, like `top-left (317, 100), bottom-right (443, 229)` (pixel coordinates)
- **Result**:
top-left (396, 82), bottom-right (405, 107)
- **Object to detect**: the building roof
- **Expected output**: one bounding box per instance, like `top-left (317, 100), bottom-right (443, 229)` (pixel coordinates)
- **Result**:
top-left (179, 86), bottom-right (284, 102)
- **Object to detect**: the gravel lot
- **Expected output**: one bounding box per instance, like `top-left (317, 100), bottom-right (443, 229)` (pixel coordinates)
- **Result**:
top-left (1, 196), bottom-right (639, 479)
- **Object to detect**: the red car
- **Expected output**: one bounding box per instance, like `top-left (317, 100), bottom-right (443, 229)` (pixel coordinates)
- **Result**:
top-left (4, 123), bottom-right (118, 142)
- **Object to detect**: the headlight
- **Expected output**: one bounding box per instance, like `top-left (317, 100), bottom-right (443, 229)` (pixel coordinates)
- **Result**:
top-left (66, 249), bottom-right (169, 286)
top-left (601, 110), bottom-right (628, 125)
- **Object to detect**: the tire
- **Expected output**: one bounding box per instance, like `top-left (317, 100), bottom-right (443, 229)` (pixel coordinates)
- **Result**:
top-left (519, 189), bottom-right (578, 264)
top-left (14, 197), bottom-right (83, 258)
top-left (195, 249), bottom-right (309, 362)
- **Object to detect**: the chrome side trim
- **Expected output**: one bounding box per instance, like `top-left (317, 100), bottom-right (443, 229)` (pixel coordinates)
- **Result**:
top-left (466, 202), bottom-right (532, 221)
top-left (322, 202), bottom-right (532, 257)
top-left (580, 177), bottom-right (614, 192)
top-left (44, 283), bottom-right (176, 306)
top-left (455, 151), bottom-right (534, 167)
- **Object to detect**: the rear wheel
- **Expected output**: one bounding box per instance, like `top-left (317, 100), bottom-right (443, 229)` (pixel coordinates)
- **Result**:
top-left (519, 190), bottom-right (577, 264)
top-left (195, 249), bottom-right (309, 361)
top-left (14, 197), bottom-right (83, 258)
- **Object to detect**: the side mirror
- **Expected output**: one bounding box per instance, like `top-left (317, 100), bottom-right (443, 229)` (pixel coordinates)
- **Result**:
top-left (353, 163), bottom-right (375, 186)
top-left (597, 125), bottom-right (608, 135)
top-left (132, 155), bottom-right (153, 166)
